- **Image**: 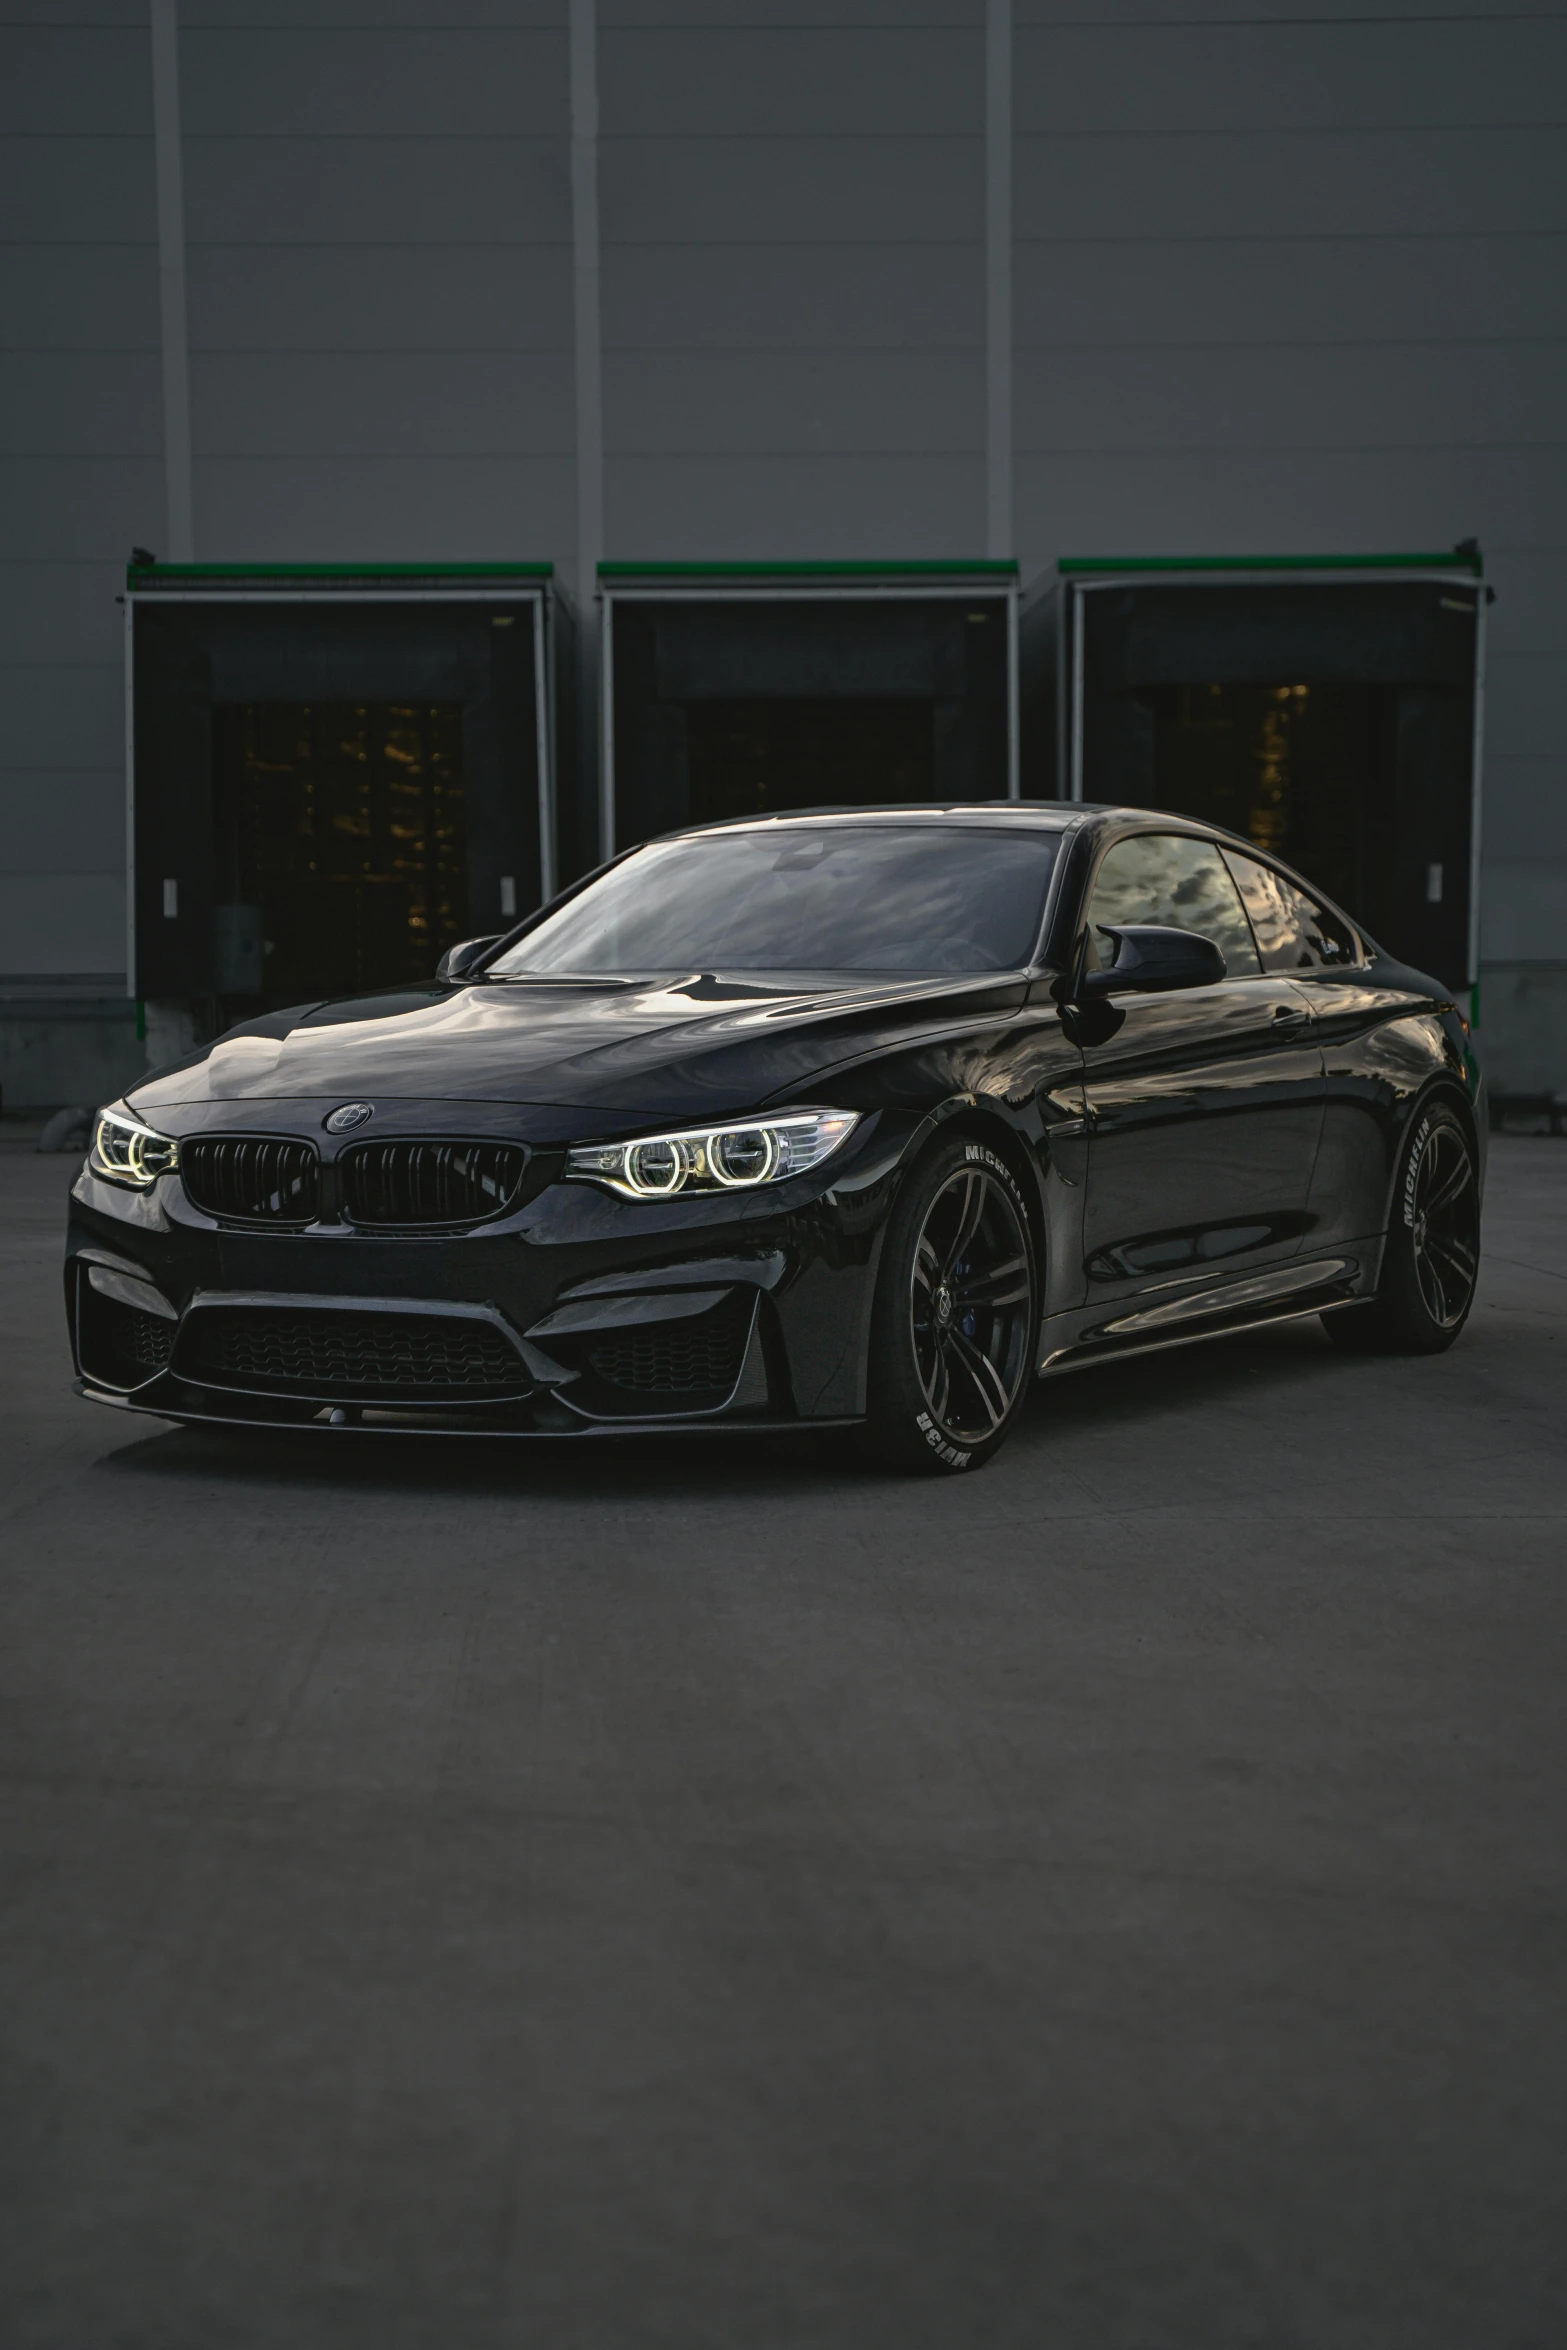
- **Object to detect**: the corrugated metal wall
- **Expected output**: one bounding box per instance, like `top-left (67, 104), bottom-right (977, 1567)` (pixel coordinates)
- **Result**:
top-left (1, 0), bottom-right (1563, 1094)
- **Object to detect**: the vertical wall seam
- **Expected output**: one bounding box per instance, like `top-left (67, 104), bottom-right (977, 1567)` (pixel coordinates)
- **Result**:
top-left (569, 0), bottom-right (605, 853)
top-left (985, 0), bottom-right (1013, 562)
top-left (570, 0), bottom-right (604, 596)
top-left (149, 0), bottom-right (193, 562)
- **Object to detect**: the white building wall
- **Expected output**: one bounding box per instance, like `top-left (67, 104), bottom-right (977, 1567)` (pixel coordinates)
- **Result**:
top-left (0, 0), bottom-right (1562, 1098)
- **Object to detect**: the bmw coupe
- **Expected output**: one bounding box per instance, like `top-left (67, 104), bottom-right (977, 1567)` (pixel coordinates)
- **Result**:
top-left (67, 806), bottom-right (1484, 1473)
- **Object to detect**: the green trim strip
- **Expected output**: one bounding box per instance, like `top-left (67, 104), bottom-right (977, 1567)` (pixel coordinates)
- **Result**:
top-left (127, 559), bottom-right (553, 588)
top-left (598, 558), bottom-right (1018, 582)
top-left (1060, 547), bottom-right (1483, 579)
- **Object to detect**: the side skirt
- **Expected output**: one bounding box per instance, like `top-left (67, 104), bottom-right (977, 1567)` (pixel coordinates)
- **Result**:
top-left (1036, 1242), bottom-right (1383, 1380)
top-left (1038, 1295), bottom-right (1364, 1382)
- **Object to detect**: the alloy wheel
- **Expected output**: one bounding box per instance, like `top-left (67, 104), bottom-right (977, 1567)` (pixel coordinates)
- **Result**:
top-left (909, 1165), bottom-right (1033, 1445)
top-left (1409, 1119), bottom-right (1479, 1330)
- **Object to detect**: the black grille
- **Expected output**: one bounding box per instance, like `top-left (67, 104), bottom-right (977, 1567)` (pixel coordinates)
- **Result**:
top-left (127, 1307), bottom-right (174, 1370)
top-left (182, 1136), bottom-right (320, 1224)
top-left (586, 1312), bottom-right (748, 1397)
top-left (340, 1140), bottom-right (529, 1229)
top-left (182, 1307), bottom-right (527, 1397)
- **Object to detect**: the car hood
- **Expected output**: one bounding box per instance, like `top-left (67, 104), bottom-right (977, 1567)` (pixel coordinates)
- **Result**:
top-left (129, 971), bottom-right (1033, 1122)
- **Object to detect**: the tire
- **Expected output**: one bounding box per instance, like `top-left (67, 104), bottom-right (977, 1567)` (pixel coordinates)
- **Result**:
top-left (864, 1135), bottom-right (1038, 1475)
top-left (1322, 1096), bottom-right (1480, 1356)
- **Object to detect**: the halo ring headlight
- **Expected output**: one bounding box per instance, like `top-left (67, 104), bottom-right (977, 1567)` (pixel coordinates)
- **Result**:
top-left (565, 1110), bottom-right (858, 1202)
top-left (88, 1104), bottom-right (181, 1191)
top-left (708, 1125), bottom-right (778, 1187)
top-left (626, 1137), bottom-right (683, 1196)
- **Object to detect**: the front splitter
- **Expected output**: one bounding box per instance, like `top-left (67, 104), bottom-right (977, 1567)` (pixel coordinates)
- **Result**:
top-left (75, 1380), bottom-right (859, 1442)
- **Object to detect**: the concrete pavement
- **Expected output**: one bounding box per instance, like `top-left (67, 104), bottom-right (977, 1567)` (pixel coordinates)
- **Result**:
top-left (1, 1132), bottom-right (1564, 2347)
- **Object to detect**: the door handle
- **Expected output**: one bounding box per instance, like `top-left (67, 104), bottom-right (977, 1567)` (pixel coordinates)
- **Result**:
top-left (1270, 1005), bottom-right (1311, 1037)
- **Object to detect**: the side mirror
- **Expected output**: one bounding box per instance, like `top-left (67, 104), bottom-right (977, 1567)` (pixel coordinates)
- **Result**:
top-left (1080, 924), bottom-right (1225, 999)
top-left (435, 935), bottom-right (500, 983)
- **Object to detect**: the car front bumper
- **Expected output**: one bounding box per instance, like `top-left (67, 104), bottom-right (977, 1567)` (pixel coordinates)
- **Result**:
top-left (65, 1099), bottom-right (908, 1437)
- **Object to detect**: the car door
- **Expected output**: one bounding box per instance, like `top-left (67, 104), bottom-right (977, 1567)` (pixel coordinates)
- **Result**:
top-left (1219, 845), bottom-right (1448, 1250)
top-left (1076, 832), bottom-right (1326, 1305)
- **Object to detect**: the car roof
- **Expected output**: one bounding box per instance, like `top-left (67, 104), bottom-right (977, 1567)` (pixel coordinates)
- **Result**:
top-left (658, 803), bottom-right (1081, 841)
top-left (652, 802), bottom-right (1253, 849)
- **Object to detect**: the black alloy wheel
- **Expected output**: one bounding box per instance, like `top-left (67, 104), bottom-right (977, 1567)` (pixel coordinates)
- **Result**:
top-left (1324, 1096), bottom-right (1480, 1355)
top-left (865, 1136), bottom-right (1037, 1473)
top-left (1408, 1115), bottom-right (1481, 1328)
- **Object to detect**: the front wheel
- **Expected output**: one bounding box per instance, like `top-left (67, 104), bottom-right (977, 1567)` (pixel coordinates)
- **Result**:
top-left (1323, 1096), bottom-right (1480, 1356)
top-left (864, 1137), bottom-right (1038, 1475)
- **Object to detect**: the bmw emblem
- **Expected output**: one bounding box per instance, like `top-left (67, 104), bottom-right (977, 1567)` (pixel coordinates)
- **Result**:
top-left (324, 1102), bottom-right (375, 1134)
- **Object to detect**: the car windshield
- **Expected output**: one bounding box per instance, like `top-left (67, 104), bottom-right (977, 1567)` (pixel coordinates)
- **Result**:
top-left (488, 824), bottom-right (1063, 978)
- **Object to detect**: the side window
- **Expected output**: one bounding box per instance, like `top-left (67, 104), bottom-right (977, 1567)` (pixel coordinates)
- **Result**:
top-left (1220, 849), bottom-right (1358, 972)
top-left (1086, 834), bottom-right (1260, 978)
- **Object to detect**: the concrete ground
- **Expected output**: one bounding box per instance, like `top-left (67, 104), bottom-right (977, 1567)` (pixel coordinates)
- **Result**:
top-left (1, 1130), bottom-right (1564, 2350)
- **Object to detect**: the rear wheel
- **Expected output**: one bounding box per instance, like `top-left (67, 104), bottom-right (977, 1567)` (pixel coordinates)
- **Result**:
top-left (864, 1137), bottom-right (1037, 1474)
top-left (1323, 1097), bottom-right (1479, 1356)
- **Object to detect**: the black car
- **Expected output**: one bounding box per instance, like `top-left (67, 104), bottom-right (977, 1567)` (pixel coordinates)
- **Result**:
top-left (67, 806), bottom-right (1484, 1474)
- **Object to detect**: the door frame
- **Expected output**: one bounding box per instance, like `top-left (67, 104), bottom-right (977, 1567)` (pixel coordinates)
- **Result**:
top-left (1049, 553), bottom-right (1489, 989)
top-left (596, 560), bottom-right (1022, 863)
top-left (123, 560), bottom-right (563, 1004)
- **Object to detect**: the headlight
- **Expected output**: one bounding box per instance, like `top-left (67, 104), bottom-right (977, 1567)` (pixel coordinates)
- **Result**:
top-left (565, 1109), bottom-right (859, 1201)
top-left (88, 1105), bottom-right (180, 1190)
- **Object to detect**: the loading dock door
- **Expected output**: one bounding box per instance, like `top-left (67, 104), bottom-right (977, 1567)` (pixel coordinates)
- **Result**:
top-left (1043, 561), bottom-right (1485, 990)
top-left (210, 699), bottom-right (468, 1001)
top-left (598, 564), bottom-right (1020, 863)
top-left (128, 565), bottom-right (561, 1022)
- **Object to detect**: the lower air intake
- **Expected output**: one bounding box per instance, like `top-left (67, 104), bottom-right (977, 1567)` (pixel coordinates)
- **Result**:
top-left (77, 1284), bottom-right (175, 1389)
top-left (585, 1302), bottom-right (751, 1399)
top-left (127, 1307), bottom-right (175, 1370)
top-left (181, 1307), bottom-right (527, 1399)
